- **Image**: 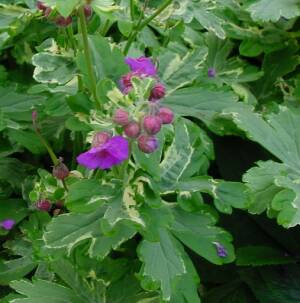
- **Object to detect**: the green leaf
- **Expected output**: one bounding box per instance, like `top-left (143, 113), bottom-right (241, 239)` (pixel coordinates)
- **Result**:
top-left (32, 52), bottom-right (77, 85)
top-left (158, 47), bottom-right (208, 93)
top-left (236, 246), bottom-right (295, 266)
top-left (78, 36), bottom-right (128, 84)
top-left (44, 207), bottom-right (135, 258)
top-left (159, 119), bottom-right (213, 192)
top-left (138, 229), bottom-right (186, 301)
top-left (248, 0), bottom-right (300, 22)
top-left (0, 158), bottom-right (28, 189)
top-left (170, 206), bottom-right (235, 265)
top-left (0, 256), bottom-right (36, 285)
top-left (7, 129), bottom-right (46, 154)
top-left (0, 199), bottom-right (28, 226)
top-left (66, 179), bottom-right (116, 213)
top-left (9, 279), bottom-right (86, 303)
top-left (243, 161), bottom-right (287, 214)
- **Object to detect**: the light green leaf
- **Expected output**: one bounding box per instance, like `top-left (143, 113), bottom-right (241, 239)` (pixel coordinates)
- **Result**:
top-left (158, 47), bottom-right (208, 93)
top-left (66, 179), bottom-right (116, 213)
top-left (32, 52), bottom-right (77, 85)
top-left (138, 229), bottom-right (186, 301)
top-left (248, 0), bottom-right (300, 22)
top-left (160, 119), bottom-right (213, 192)
top-left (44, 207), bottom-right (135, 258)
top-left (9, 279), bottom-right (86, 303)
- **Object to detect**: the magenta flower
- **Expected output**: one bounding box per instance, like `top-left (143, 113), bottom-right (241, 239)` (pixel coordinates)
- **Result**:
top-left (77, 136), bottom-right (129, 170)
top-left (1, 219), bottom-right (15, 230)
top-left (125, 57), bottom-right (157, 77)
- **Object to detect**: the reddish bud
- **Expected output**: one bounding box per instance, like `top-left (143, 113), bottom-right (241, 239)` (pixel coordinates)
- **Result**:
top-left (150, 82), bottom-right (166, 101)
top-left (55, 15), bottom-right (72, 27)
top-left (84, 5), bottom-right (92, 18)
top-left (92, 131), bottom-right (111, 147)
top-left (53, 162), bottom-right (69, 180)
top-left (36, 1), bottom-right (47, 11)
top-left (36, 199), bottom-right (52, 212)
top-left (138, 135), bottom-right (159, 154)
top-left (55, 200), bottom-right (64, 209)
top-left (158, 107), bottom-right (174, 124)
top-left (119, 72), bottom-right (134, 94)
top-left (143, 115), bottom-right (162, 135)
top-left (124, 121), bottom-right (141, 138)
top-left (43, 7), bottom-right (52, 17)
top-left (113, 109), bottom-right (129, 126)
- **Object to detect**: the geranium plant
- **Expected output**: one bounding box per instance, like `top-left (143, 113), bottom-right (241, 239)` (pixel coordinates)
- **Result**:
top-left (1, 0), bottom-right (300, 302)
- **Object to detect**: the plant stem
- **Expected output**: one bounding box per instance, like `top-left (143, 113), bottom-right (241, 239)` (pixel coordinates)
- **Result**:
top-left (34, 129), bottom-right (59, 166)
top-left (124, 0), bottom-right (172, 55)
top-left (130, 0), bottom-right (135, 20)
top-left (78, 6), bottom-right (100, 109)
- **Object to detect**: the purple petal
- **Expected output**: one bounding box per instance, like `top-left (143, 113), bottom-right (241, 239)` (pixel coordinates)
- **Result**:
top-left (77, 136), bottom-right (129, 170)
top-left (208, 68), bottom-right (216, 78)
top-left (213, 242), bottom-right (228, 258)
top-left (125, 57), bottom-right (157, 77)
top-left (1, 219), bottom-right (15, 230)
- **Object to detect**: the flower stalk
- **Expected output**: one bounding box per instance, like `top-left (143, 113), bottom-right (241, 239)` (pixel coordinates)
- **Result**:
top-left (124, 0), bottom-right (173, 55)
top-left (78, 6), bottom-right (100, 109)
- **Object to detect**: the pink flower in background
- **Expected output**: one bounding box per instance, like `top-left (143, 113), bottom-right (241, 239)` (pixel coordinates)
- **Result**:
top-left (125, 57), bottom-right (157, 77)
top-left (77, 136), bottom-right (129, 170)
top-left (1, 219), bottom-right (15, 230)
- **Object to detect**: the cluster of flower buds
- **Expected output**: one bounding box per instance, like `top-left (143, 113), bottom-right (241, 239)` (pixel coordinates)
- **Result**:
top-left (113, 105), bottom-right (174, 153)
top-left (36, 1), bottom-right (92, 27)
top-left (115, 57), bottom-right (174, 154)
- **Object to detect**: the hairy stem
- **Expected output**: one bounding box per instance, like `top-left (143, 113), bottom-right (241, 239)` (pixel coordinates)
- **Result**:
top-left (124, 0), bottom-right (172, 55)
top-left (78, 6), bottom-right (100, 109)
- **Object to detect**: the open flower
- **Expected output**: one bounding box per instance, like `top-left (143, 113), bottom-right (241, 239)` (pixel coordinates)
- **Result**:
top-left (1, 219), bottom-right (15, 230)
top-left (125, 57), bottom-right (157, 77)
top-left (77, 136), bottom-right (129, 170)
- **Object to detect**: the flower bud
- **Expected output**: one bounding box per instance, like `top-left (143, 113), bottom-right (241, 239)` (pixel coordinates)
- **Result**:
top-left (53, 162), bottom-right (69, 180)
top-left (36, 1), bottom-right (47, 11)
top-left (150, 82), bottom-right (166, 101)
top-left (55, 200), bottom-right (64, 209)
top-left (143, 115), bottom-right (161, 135)
top-left (36, 199), bottom-right (52, 212)
top-left (84, 5), bottom-right (92, 18)
top-left (124, 121), bottom-right (140, 138)
top-left (43, 7), bottom-right (52, 17)
top-left (119, 72), bottom-right (134, 94)
top-left (158, 107), bottom-right (174, 124)
top-left (138, 135), bottom-right (159, 153)
top-left (55, 15), bottom-right (72, 27)
top-left (113, 109), bottom-right (129, 126)
top-left (92, 131), bottom-right (111, 147)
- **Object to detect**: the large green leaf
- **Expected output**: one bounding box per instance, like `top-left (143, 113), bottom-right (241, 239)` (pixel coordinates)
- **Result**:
top-left (44, 208), bottom-right (135, 258)
top-left (0, 256), bottom-right (36, 285)
top-left (170, 206), bottom-right (235, 265)
top-left (9, 279), bottom-right (86, 303)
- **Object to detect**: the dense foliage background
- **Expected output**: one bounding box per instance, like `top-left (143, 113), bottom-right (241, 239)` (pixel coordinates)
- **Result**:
top-left (2, 0), bottom-right (300, 302)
